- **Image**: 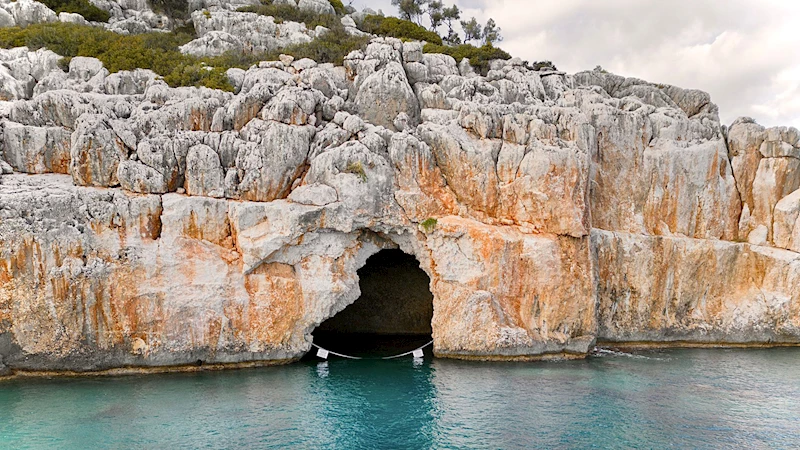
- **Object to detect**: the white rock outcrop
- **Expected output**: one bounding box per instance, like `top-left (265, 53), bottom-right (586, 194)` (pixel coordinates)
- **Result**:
top-left (0, 18), bottom-right (799, 374)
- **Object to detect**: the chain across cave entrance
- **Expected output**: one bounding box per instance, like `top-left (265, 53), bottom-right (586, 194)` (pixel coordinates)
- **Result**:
top-left (311, 249), bottom-right (434, 359)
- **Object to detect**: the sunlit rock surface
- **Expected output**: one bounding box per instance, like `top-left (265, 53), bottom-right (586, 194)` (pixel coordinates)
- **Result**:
top-left (594, 230), bottom-right (800, 345)
top-left (1, 22), bottom-right (799, 373)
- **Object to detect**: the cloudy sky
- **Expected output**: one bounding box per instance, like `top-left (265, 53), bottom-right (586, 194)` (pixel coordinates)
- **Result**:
top-left (351, 0), bottom-right (800, 128)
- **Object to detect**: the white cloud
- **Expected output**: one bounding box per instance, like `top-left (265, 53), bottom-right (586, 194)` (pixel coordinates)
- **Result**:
top-left (351, 0), bottom-right (800, 128)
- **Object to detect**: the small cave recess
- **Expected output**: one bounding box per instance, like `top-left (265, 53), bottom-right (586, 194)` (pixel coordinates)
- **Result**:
top-left (310, 249), bottom-right (434, 358)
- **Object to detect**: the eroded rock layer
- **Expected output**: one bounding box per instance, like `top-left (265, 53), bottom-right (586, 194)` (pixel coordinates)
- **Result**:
top-left (1, 20), bottom-right (799, 373)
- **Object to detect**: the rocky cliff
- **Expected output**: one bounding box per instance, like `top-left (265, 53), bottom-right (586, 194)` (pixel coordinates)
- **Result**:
top-left (1, 1), bottom-right (799, 375)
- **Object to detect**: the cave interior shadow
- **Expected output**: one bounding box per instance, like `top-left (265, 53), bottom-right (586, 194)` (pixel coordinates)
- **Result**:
top-left (308, 249), bottom-right (434, 359)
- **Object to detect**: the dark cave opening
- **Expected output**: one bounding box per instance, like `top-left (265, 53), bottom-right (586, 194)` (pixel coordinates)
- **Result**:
top-left (310, 249), bottom-right (434, 359)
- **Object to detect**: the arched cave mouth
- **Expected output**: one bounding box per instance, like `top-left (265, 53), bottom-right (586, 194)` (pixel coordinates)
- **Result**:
top-left (309, 249), bottom-right (434, 359)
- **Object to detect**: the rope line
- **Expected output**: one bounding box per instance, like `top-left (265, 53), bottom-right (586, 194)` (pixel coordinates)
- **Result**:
top-left (311, 343), bottom-right (363, 360)
top-left (380, 340), bottom-right (433, 360)
top-left (311, 340), bottom-right (433, 360)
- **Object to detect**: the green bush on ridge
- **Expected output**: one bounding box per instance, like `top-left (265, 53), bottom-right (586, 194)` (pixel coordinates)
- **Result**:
top-left (273, 26), bottom-right (370, 65)
top-left (39, 0), bottom-right (111, 23)
top-left (359, 15), bottom-right (442, 45)
top-left (422, 42), bottom-right (511, 74)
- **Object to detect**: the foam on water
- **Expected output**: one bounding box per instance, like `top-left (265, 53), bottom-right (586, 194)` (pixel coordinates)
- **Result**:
top-left (591, 347), bottom-right (670, 360)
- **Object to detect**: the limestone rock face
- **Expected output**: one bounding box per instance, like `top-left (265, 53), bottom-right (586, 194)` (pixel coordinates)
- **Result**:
top-left (185, 144), bottom-right (225, 198)
top-left (773, 189), bottom-right (800, 252)
top-left (178, 31), bottom-right (244, 57)
top-left (70, 114), bottom-right (129, 186)
top-left (728, 119), bottom-right (800, 244)
top-left (572, 74), bottom-right (740, 241)
top-left (236, 120), bottom-right (315, 202)
top-left (430, 217), bottom-right (596, 358)
top-left (1, 34), bottom-right (800, 374)
top-left (2, 121), bottom-right (71, 173)
top-left (2, 0), bottom-right (57, 28)
top-left (354, 60), bottom-right (420, 131)
top-left (594, 230), bottom-right (800, 344)
top-left (181, 9), bottom-right (318, 57)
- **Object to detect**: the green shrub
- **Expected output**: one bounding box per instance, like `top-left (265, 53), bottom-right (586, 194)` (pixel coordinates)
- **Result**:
top-left (328, 0), bottom-right (345, 15)
top-left (420, 218), bottom-right (437, 233)
top-left (0, 23), bottom-right (231, 91)
top-left (359, 15), bottom-right (443, 45)
top-left (238, 3), bottom-right (339, 29)
top-left (171, 22), bottom-right (197, 38)
top-left (423, 42), bottom-right (510, 74)
top-left (528, 60), bottom-right (557, 71)
top-left (345, 161), bottom-right (367, 182)
top-left (163, 64), bottom-right (232, 91)
top-left (279, 27), bottom-right (370, 65)
top-left (39, 0), bottom-right (111, 23)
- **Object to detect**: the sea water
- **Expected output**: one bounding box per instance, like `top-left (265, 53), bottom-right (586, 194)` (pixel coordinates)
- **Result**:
top-left (1, 348), bottom-right (799, 449)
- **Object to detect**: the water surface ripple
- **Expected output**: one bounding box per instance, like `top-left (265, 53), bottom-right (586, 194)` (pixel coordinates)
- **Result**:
top-left (1, 348), bottom-right (799, 448)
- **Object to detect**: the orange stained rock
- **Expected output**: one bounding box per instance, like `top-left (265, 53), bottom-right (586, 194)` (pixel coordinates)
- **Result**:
top-left (244, 262), bottom-right (305, 347)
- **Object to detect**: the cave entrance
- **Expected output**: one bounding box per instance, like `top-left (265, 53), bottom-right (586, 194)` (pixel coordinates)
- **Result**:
top-left (311, 249), bottom-right (434, 359)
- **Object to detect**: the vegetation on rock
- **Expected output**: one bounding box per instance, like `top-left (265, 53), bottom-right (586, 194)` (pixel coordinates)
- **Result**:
top-left (0, 23), bottom-right (231, 90)
top-left (422, 42), bottom-right (510, 74)
top-left (345, 162), bottom-right (368, 182)
top-left (238, 2), bottom-right (339, 29)
top-left (328, 0), bottom-right (346, 16)
top-left (420, 217), bottom-right (437, 233)
top-left (528, 60), bottom-right (558, 71)
top-left (233, 0), bottom-right (370, 64)
top-left (149, 0), bottom-right (190, 21)
top-left (262, 26), bottom-right (370, 65)
top-left (0, 0), bottom-right (517, 87)
top-left (359, 15), bottom-right (442, 45)
top-left (39, 0), bottom-right (111, 22)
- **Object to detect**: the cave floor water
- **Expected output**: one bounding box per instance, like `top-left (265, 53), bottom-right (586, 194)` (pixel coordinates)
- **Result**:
top-left (1, 348), bottom-right (799, 449)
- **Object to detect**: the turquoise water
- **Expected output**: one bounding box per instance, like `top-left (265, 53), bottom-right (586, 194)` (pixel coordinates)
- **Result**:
top-left (1, 348), bottom-right (799, 449)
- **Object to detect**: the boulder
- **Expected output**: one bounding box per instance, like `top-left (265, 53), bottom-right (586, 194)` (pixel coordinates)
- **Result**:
top-left (236, 120), bottom-right (315, 202)
top-left (2, 122), bottom-right (71, 174)
top-left (185, 144), bottom-right (225, 198)
top-left (5, 0), bottom-right (57, 27)
top-left (70, 114), bottom-right (130, 187)
top-left (355, 62), bottom-right (419, 131)
top-left (179, 31), bottom-right (244, 57)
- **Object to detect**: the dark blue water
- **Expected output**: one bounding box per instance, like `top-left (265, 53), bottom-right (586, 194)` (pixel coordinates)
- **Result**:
top-left (1, 348), bottom-right (799, 449)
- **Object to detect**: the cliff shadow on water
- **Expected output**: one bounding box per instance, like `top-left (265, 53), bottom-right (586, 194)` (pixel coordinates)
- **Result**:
top-left (309, 249), bottom-right (434, 359)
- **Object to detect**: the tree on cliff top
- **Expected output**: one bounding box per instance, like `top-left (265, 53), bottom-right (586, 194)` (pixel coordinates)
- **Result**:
top-left (441, 4), bottom-right (461, 44)
top-left (483, 18), bottom-right (502, 45)
top-left (391, 0), bottom-right (426, 24)
top-left (460, 16), bottom-right (481, 43)
top-left (426, 1), bottom-right (444, 31)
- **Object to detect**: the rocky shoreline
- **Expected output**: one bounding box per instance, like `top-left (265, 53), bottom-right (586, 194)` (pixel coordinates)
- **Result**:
top-left (1, 0), bottom-right (798, 376)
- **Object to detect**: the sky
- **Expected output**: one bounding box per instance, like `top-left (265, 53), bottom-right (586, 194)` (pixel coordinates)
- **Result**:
top-left (350, 0), bottom-right (800, 128)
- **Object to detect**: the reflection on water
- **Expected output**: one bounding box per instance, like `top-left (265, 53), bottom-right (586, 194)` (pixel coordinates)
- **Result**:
top-left (1, 348), bottom-right (799, 448)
